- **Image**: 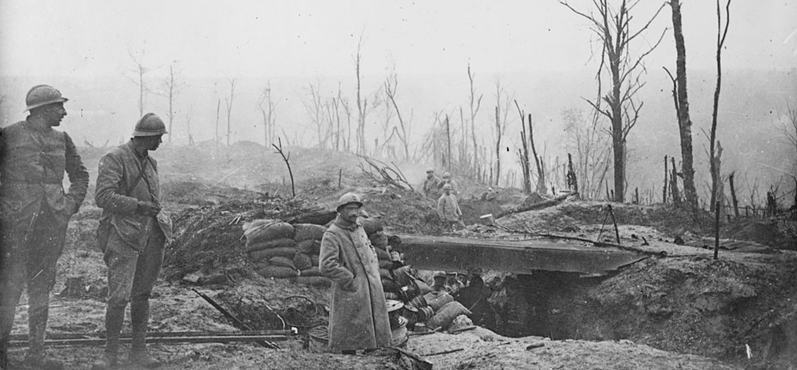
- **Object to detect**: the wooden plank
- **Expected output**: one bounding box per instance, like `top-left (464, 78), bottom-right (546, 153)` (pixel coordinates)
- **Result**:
top-left (393, 234), bottom-right (647, 275)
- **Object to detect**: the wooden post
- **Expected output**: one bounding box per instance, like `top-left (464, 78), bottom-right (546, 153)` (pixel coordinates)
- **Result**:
top-left (338, 169), bottom-right (342, 188)
top-left (445, 115), bottom-right (451, 172)
top-left (729, 173), bottom-right (739, 218)
top-left (607, 205), bottom-right (621, 245)
top-left (567, 153), bottom-right (579, 196)
top-left (714, 201), bottom-right (720, 260)
top-left (663, 156), bottom-right (668, 203)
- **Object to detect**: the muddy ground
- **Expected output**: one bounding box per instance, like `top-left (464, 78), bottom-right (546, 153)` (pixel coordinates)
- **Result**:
top-left (5, 143), bottom-right (797, 369)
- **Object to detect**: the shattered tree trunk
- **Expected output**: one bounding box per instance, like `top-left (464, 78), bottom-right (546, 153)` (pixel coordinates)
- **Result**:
top-left (497, 192), bottom-right (577, 219)
top-left (663, 155), bottom-right (669, 203)
top-left (494, 106), bottom-right (502, 187)
top-left (670, 157), bottom-right (681, 206)
top-left (709, 0), bottom-right (732, 212)
top-left (528, 114), bottom-right (546, 195)
top-left (567, 153), bottom-right (579, 196)
top-left (670, 0), bottom-right (699, 214)
top-left (729, 172), bottom-right (740, 218)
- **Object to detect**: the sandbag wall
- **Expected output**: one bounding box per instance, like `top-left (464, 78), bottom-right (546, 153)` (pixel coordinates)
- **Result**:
top-left (242, 217), bottom-right (396, 288)
top-left (243, 219), bottom-right (328, 286)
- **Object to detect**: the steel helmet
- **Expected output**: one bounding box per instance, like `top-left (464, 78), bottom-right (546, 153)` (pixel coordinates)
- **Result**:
top-left (442, 183), bottom-right (453, 190)
top-left (433, 271), bottom-right (446, 279)
top-left (24, 85), bottom-right (68, 111)
top-left (426, 168), bottom-right (434, 173)
top-left (132, 113), bottom-right (168, 137)
top-left (442, 172), bottom-right (451, 179)
top-left (336, 192), bottom-right (363, 211)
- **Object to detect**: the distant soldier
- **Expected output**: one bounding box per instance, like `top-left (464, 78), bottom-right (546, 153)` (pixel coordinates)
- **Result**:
top-left (422, 168), bottom-right (441, 198)
top-left (437, 172), bottom-right (459, 196)
top-left (437, 183), bottom-right (465, 231)
top-left (0, 85), bottom-right (89, 370)
top-left (92, 113), bottom-right (172, 369)
top-left (319, 193), bottom-right (391, 353)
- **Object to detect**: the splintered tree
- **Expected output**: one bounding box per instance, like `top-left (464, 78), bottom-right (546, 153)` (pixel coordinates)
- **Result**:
top-left (302, 76), bottom-right (327, 148)
top-left (258, 81), bottom-right (278, 147)
top-left (224, 76), bottom-right (237, 146)
top-left (353, 34), bottom-right (370, 156)
top-left (708, 0), bottom-right (732, 212)
top-left (384, 65), bottom-right (413, 161)
top-left (492, 79), bottom-right (513, 187)
top-left (515, 101), bottom-right (546, 195)
top-left (126, 48), bottom-right (149, 117)
top-left (157, 63), bottom-right (184, 144)
top-left (467, 64), bottom-right (484, 175)
top-left (561, 0), bottom-right (666, 202)
top-left (665, 0), bottom-right (700, 214)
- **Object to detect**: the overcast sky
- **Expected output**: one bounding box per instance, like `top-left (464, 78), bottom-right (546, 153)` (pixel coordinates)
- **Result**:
top-left (1, 0), bottom-right (795, 79)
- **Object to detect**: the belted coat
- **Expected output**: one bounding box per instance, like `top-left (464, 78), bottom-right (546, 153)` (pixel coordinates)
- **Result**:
top-left (319, 216), bottom-right (391, 352)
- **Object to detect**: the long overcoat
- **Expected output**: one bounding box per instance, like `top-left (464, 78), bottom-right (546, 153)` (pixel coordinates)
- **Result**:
top-left (319, 216), bottom-right (391, 352)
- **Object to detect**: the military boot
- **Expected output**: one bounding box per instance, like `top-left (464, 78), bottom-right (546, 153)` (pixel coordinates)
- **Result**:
top-left (130, 300), bottom-right (160, 368)
top-left (92, 304), bottom-right (124, 370)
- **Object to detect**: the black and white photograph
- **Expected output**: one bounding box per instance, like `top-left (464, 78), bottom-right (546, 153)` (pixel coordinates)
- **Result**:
top-left (1, 0), bottom-right (795, 369)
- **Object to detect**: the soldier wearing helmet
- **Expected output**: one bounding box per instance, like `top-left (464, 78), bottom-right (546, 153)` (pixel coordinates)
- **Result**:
top-left (0, 85), bottom-right (89, 369)
top-left (92, 113), bottom-right (171, 369)
top-left (437, 183), bottom-right (465, 232)
top-left (437, 171), bottom-right (459, 196)
top-left (422, 168), bottom-right (441, 199)
top-left (319, 192), bottom-right (391, 353)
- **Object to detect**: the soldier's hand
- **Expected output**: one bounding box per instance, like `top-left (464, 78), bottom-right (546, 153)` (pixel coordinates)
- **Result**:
top-left (136, 201), bottom-right (161, 216)
top-left (341, 279), bottom-right (358, 292)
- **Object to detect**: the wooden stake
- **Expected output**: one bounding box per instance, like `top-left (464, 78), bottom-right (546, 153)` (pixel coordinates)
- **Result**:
top-left (714, 201), bottom-right (720, 260)
top-left (607, 204), bottom-right (621, 245)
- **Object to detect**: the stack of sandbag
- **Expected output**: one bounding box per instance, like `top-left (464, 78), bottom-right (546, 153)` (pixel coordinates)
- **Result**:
top-left (243, 219), bottom-right (330, 286)
top-left (292, 222), bottom-right (328, 286)
top-left (360, 217), bottom-right (397, 293)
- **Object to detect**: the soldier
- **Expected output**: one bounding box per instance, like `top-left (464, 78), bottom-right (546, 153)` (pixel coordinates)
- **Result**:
top-left (92, 113), bottom-right (172, 369)
top-left (422, 168), bottom-right (441, 198)
top-left (319, 193), bottom-right (391, 353)
top-left (437, 172), bottom-right (459, 196)
top-left (0, 85), bottom-right (89, 370)
top-left (437, 183), bottom-right (465, 231)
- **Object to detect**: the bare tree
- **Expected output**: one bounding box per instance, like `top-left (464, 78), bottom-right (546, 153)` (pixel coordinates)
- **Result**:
top-left (155, 63), bottom-right (184, 144)
top-left (562, 107), bottom-right (611, 199)
top-left (664, 0), bottom-right (700, 214)
top-left (224, 76), bottom-right (237, 146)
top-left (492, 79), bottom-right (513, 186)
top-left (708, 0), bottom-right (732, 212)
top-left (353, 33), bottom-right (370, 155)
top-left (301, 77), bottom-right (328, 149)
top-left (384, 65), bottom-right (413, 161)
top-left (467, 64), bottom-right (484, 174)
top-left (126, 48), bottom-right (149, 117)
top-left (258, 81), bottom-right (278, 147)
top-left (561, 0), bottom-right (667, 202)
top-left (185, 105), bottom-right (194, 146)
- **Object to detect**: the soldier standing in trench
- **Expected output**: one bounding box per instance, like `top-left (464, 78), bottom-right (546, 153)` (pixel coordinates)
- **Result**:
top-left (437, 183), bottom-right (465, 231)
top-left (319, 192), bottom-right (391, 354)
top-left (0, 85), bottom-right (90, 370)
top-left (92, 113), bottom-right (172, 369)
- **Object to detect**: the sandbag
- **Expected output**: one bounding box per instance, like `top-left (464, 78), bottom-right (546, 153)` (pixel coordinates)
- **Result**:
top-left (375, 247), bottom-right (391, 261)
top-left (379, 268), bottom-right (392, 280)
top-left (296, 239), bottom-right (320, 254)
top-left (293, 253), bottom-right (313, 271)
top-left (359, 217), bottom-right (383, 236)
top-left (245, 221), bottom-right (295, 245)
top-left (256, 265), bottom-right (299, 279)
top-left (247, 238), bottom-right (296, 253)
top-left (415, 279), bottom-right (432, 295)
top-left (299, 267), bottom-right (321, 277)
top-left (425, 301), bottom-right (472, 330)
top-left (381, 279), bottom-right (398, 293)
top-left (423, 291), bottom-right (455, 311)
top-left (248, 247), bottom-right (296, 262)
top-left (294, 276), bottom-right (331, 287)
top-left (293, 223), bottom-right (327, 242)
top-left (378, 260), bottom-right (395, 270)
top-left (270, 256), bottom-right (297, 269)
top-left (311, 254), bottom-right (320, 267)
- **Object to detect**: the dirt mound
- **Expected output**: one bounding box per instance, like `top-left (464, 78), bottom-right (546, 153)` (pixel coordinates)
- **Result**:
top-left (549, 253), bottom-right (797, 365)
top-left (165, 193), bottom-right (326, 280)
top-left (726, 216), bottom-right (797, 250)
